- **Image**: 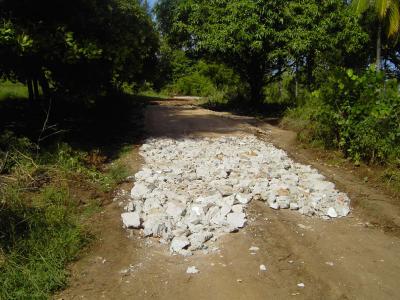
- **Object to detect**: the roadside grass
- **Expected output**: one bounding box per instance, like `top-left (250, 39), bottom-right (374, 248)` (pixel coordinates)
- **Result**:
top-left (0, 90), bottom-right (146, 298)
top-left (0, 81), bottom-right (28, 100)
top-left (0, 140), bottom-right (131, 299)
top-left (139, 89), bottom-right (170, 99)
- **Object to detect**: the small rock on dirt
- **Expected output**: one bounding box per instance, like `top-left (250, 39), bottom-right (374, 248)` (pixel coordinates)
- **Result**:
top-left (186, 266), bottom-right (199, 274)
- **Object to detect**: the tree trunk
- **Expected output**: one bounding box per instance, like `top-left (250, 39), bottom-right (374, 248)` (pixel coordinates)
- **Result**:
top-left (376, 23), bottom-right (382, 71)
top-left (306, 52), bottom-right (315, 91)
top-left (39, 72), bottom-right (49, 99)
top-left (294, 62), bottom-right (298, 100)
top-left (27, 79), bottom-right (34, 101)
top-left (249, 78), bottom-right (264, 107)
top-left (246, 56), bottom-right (265, 108)
top-left (33, 79), bottom-right (40, 100)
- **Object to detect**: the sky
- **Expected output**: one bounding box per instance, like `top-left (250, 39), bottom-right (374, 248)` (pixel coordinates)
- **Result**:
top-left (147, 0), bottom-right (157, 7)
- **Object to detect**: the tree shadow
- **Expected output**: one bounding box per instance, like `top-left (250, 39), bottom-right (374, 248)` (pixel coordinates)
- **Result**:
top-left (200, 99), bottom-right (289, 125)
top-left (0, 94), bottom-right (163, 160)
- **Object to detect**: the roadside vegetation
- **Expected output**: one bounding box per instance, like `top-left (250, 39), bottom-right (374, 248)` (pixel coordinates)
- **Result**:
top-left (0, 0), bottom-right (152, 298)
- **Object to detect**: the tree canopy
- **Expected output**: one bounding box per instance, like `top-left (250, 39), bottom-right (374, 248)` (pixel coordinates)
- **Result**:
top-left (0, 0), bottom-right (159, 100)
top-left (156, 0), bottom-right (369, 104)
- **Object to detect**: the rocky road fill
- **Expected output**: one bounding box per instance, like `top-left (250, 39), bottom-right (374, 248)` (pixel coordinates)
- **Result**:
top-left (121, 135), bottom-right (350, 255)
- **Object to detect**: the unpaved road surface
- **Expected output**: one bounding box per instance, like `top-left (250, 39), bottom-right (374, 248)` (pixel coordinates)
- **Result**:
top-left (58, 99), bottom-right (400, 300)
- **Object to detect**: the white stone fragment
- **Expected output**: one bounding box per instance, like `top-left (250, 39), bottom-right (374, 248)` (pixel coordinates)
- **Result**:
top-left (170, 236), bottom-right (190, 253)
top-left (235, 193), bottom-right (252, 204)
top-left (260, 264), bottom-right (267, 271)
top-left (166, 201), bottom-right (186, 218)
top-left (269, 202), bottom-right (280, 210)
top-left (121, 212), bottom-right (141, 228)
top-left (249, 246), bottom-right (259, 252)
top-left (130, 183), bottom-right (150, 200)
top-left (226, 212), bottom-right (246, 229)
top-left (327, 207), bottom-right (338, 218)
top-left (186, 266), bottom-right (199, 274)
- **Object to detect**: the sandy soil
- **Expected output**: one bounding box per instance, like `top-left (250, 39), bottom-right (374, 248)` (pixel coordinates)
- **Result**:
top-left (57, 98), bottom-right (400, 300)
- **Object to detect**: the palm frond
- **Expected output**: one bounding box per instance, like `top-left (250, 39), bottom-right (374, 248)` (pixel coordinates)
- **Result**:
top-left (387, 0), bottom-right (400, 36)
top-left (375, 0), bottom-right (389, 20)
top-left (351, 0), bottom-right (370, 15)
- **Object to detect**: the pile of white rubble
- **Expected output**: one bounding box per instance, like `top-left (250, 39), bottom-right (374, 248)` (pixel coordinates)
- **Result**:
top-left (121, 135), bottom-right (350, 255)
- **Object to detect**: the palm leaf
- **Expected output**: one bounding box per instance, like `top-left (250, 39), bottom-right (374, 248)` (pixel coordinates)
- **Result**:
top-left (387, 0), bottom-right (400, 36)
top-left (352, 0), bottom-right (370, 15)
top-left (375, 0), bottom-right (389, 20)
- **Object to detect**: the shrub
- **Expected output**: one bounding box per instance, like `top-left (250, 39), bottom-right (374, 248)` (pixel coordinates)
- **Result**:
top-left (166, 60), bottom-right (243, 103)
top-left (284, 67), bottom-right (400, 165)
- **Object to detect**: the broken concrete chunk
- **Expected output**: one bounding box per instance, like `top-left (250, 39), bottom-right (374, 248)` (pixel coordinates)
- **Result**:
top-left (130, 183), bottom-right (150, 200)
top-left (170, 236), bottom-right (190, 253)
top-left (166, 201), bottom-right (186, 218)
top-left (235, 193), bottom-right (252, 204)
top-left (260, 264), bottom-right (267, 271)
top-left (269, 202), bottom-right (280, 210)
top-left (327, 207), bottom-right (338, 218)
top-left (249, 246), bottom-right (259, 252)
top-left (121, 212), bottom-right (141, 229)
top-left (226, 212), bottom-right (246, 229)
top-left (186, 266), bottom-right (199, 274)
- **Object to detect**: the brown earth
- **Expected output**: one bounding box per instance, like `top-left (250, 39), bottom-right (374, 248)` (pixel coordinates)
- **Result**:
top-left (57, 98), bottom-right (400, 300)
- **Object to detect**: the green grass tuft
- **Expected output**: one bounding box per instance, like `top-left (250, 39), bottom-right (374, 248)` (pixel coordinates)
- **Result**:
top-left (0, 81), bottom-right (28, 100)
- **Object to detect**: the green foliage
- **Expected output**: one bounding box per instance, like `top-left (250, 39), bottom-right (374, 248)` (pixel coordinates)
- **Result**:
top-left (352, 0), bottom-right (400, 37)
top-left (0, 183), bottom-right (88, 299)
top-left (166, 0), bottom-right (368, 104)
top-left (0, 0), bottom-right (159, 99)
top-left (284, 68), bottom-right (400, 165)
top-left (0, 129), bottom-right (130, 298)
top-left (173, 0), bottom-right (288, 103)
top-left (0, 81), bottom-right (28, 100)
top-left (263, 73), bottom-right (299, 105)
top-left (165, 60), bottom-right (243, 103)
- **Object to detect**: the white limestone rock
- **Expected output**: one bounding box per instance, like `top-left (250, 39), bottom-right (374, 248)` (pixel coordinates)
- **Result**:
top-left (166, 201), bottom-right (186, 218)
top-left (121, 212), bottom-right (141, 229)
top-left (123, 135), bottom-right (351, 255)
top-left (186, 266), bottom-right (199, 274)
top-left (226, 212), bottom-right (246, 229)
top-left (235, 193), bottom-right (252, 204)
top-left (170, 236), bottom-right (190, 253)
top-left (327, 207), bottom-right (338, 218)
top-left (130, 183), bottom-right (150, 200)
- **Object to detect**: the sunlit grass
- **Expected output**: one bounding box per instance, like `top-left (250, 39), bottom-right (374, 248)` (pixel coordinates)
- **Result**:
top-left (0, 81), bottom-right (28, 100)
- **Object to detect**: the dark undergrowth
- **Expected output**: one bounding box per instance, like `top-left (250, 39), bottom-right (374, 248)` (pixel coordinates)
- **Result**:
top-left (0, 89), bottom-right (149, 299)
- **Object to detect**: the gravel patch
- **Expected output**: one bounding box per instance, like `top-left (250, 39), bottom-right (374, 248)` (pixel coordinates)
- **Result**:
top-left (122, 135), bottom-right (351, 255)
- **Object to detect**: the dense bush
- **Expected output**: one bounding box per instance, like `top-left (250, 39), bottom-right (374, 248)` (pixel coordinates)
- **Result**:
top-left (166, 60), bottom-right (244, 103)
top-left (284, 68), bottom-right (400, 165)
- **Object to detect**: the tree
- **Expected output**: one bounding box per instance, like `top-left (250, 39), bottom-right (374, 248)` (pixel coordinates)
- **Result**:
top-left (0, 0), bottom-right (159, 100)
top-left (169, 0), bottom-right (368, 104)
top-left (172, 0), bottom-right (289, 105)
top-left (352, 0), bottom-right (400, 71)
top-left (283, 0), bottom-right (369, 89)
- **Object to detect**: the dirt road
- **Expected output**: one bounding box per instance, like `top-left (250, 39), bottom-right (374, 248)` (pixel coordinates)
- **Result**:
top-left (58, 99), bottom-right (400, 300)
